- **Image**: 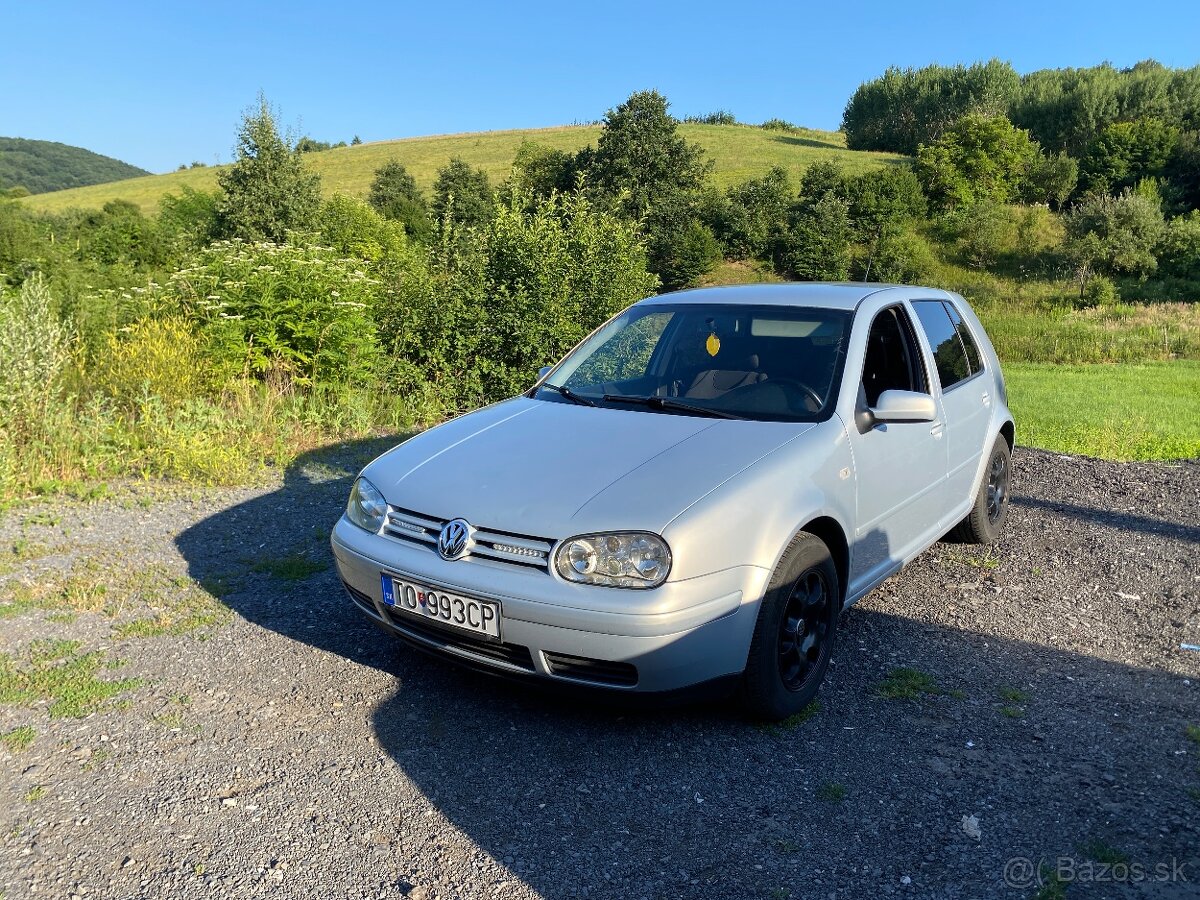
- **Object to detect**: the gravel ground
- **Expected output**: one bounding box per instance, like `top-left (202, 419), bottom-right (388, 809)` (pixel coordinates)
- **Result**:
top-left (0, 444), bottom-right (1197, 900)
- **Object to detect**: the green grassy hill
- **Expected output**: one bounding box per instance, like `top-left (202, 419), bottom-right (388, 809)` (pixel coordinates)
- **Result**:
top-left (0, 137), bottom-right (149, 195)
top-left (19, 124), bottom-right (908, 215)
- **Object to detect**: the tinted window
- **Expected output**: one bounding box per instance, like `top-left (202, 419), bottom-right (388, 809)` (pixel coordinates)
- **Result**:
top-left (943, 301), bottom-right (982, 373)
top-left (861, 306), bottom-right (927, 406)
top-left (912, 300), bottom-right (971, 390)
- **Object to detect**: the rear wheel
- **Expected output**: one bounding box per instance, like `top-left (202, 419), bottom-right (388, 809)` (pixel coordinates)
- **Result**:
top-left (740, 533), bottom-right (839, 720)
top-left (949, 435), bottom-right (1012, 544)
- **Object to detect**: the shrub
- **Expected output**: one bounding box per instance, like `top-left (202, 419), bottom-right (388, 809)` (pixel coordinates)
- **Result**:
top-left (759, 118), bottom-right (796, 132)
top-left (943, 201), bottom-right (1015, 269)
top-left (1066, 190), bottom-right (1166, 278)
top-left (382, 190), bottom-right (657, 408)
top-left (863, 230), bottom-right (938, 283)
top-left (166, 240), bottom-right (382, 388)
top-left (1078, 275), bottom-right (1120, 308)
top-left (720, 166), bottom-right (792, 260)
top-left (777, 195), bottom-right (852, 280)
top-left (91, 317), bottom-right (208, 412)
top-left (683, 110), bottom-right (738, 125)
top-left (317, 195), bottom-right (406, 262)
top-left (159, 187), bottom-right (221, 250)
top-left (915, 115), bottom-right (1040, 208)
top-left (0, 275), bottom-right (72, 443)
top-left (1157, 211), bottom-right (1200, 279)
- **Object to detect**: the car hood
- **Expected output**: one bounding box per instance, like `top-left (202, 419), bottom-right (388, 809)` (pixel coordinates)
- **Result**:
top-left (363, 397), bottom-right (815, 537)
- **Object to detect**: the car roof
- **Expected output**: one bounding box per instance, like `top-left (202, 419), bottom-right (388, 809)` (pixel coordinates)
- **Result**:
top-left (636, 282), bottom-right (946, 311)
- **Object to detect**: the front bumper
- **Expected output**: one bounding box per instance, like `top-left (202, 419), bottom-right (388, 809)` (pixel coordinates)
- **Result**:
top-left (331, 515), bottom-right (770, 693)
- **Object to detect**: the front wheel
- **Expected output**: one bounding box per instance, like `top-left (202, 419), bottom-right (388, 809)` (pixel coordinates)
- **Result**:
top-left (949, 435), bottom-right (1012, 544)
top-left (740, 533), bottom-right (839, 720)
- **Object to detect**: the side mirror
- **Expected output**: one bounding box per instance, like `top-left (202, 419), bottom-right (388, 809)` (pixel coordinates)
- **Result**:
top-left (537, 365), bottom-right (552, 382)
top-left (869, 389), bottom-right (936, 424)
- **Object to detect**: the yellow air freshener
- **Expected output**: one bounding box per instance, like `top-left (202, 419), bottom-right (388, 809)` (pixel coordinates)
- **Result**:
top-left (706, 333), bottom-right (721, 357)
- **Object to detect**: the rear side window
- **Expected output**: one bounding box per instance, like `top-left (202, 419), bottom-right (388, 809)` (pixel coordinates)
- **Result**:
top-left (943, 302), bottom-right (982, 373)
top-left (912, 300), bottom-right (971, 390)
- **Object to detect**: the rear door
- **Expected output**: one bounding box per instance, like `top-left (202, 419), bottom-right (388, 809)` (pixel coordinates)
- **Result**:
top-left (910, 300), bottom-right (992, 506)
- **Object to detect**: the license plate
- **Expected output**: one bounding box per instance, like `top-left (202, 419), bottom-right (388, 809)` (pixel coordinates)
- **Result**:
top-left (380, 574), bottom-right (501, 640)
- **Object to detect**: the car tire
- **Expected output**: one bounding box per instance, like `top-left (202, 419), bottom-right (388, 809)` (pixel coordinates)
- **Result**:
top-left (740, 532), bottom-right (840, 721)
top-left (949, 435), bottom-right (1012, 544)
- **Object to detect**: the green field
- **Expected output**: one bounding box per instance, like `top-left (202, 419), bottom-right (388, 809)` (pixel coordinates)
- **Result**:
top-left (19, 124), bottom-right (908, 215)
top-left (1005, 361), bottom-right (1200, 461)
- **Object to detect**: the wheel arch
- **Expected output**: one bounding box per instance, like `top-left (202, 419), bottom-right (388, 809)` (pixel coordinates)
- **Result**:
top-left (999, 419), bottom-right (1015, 451)
top-left (800, 516), bottom-right (849, 606)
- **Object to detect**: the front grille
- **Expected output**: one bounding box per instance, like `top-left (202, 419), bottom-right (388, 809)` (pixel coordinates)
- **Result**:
top-left (384, 607), bottom-right (536, 672)
top-left (383, 507), bottom-right (554, 571)
top-left (543, 651), bottom-right (638, 687)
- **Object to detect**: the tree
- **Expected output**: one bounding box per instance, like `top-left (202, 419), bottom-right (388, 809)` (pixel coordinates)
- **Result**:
top-left (505, 141), bottom-right (577, 203)
top-left (367, 161), bottom-right (432, 242)
top-left (1022, 151), bottom-right (1078, 208)
top-left (431, 157), bottom-right (495, 235)
top-left (1164, 131), bottom-right (1200, 213)
top-left (719, 166), bottom-right (793, 260)
top-left (777, 194), bottom-right (852, 280)
top-left (588, 90), bottom-right (712, 220)
top-left (646, 194), bottom-right (722, 291)
top-left (215, 96), bottom-right (322, 242)
top-left (1065, 190), bottom-right (1166, 283)
top-left (1078, 118), bottom-right (1179, 195)
top-left (914, 114), bottom-right (1040, 208)
top-left (842, 60), bottom-right (1020, 154)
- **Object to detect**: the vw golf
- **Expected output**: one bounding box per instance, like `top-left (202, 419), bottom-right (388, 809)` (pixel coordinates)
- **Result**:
top-left (331, 284), bottom-right (1014, 718)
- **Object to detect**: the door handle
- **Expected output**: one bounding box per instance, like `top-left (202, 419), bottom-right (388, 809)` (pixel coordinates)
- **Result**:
top-left (981, 391), bottom-right (991, 406)
top-left (930, 422), bottom-right (945, 438)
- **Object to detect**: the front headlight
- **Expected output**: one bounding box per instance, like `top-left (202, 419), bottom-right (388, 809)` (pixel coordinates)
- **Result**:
top-left (554, 532), bottom-right (671, 589)
top-left (346, 477), bottom-right (388, 532)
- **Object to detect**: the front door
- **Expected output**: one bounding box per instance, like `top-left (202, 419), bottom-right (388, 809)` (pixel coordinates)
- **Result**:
top-left (845, 304), bottom-right (948, 592)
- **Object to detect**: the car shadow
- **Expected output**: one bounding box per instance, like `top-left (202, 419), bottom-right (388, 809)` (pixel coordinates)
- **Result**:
top-left (176, 439), bottom-right (1200, 899)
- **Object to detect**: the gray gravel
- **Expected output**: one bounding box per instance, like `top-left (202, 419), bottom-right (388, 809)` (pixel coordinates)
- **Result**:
top-left (1, 444), bottom-right (1198, 900)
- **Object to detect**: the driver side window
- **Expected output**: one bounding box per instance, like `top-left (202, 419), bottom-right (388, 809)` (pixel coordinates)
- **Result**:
top-left (861, 306), bottom-right (928, 407)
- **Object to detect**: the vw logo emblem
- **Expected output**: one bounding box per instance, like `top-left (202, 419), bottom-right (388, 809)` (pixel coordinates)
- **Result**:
top-left (437, 518), bottom-right (473, 561)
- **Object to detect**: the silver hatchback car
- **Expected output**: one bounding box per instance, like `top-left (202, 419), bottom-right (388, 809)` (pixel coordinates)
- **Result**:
top-left (332, 284), bottom-right (1014, 718)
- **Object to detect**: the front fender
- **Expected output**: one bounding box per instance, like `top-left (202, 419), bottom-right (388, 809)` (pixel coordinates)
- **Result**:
top-left (661, 420), bottom-right (855, 584)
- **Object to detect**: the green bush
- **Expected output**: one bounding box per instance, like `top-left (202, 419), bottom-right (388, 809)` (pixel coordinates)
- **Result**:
top-left (91, 317), bottom-right (208, 412)
top-left (367, 161), bottom-right (433, 243)
top-left (317, 195), bottom-right (407, 262)
top-left (166, 240), bottom-right (382, 387)
top-left (1079, 275), bottom-right (1120, 308)
top-left (1158, 211), bottom-right (1200, 279)
top-left (382, 190), bottom-right (657, 408)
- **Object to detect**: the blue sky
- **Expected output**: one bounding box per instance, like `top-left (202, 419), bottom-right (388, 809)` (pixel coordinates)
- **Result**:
top-left (4, 0), bottom-right (1198, 173)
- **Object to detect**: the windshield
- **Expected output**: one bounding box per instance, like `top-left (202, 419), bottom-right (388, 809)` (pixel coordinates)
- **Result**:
top-left (535, 303), bottom-right (852, 422)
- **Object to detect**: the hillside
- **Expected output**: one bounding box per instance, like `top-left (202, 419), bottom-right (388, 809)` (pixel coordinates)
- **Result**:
top-left (0, 137), bottom-right (149, 195)
top-left (18, 124), bottom-right (908, 214)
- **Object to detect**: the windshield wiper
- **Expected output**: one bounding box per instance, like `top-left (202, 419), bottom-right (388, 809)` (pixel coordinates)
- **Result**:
top-left (602, 394), bottom-right (747, 420)
top-left (542, 382), bottom-right (596, 407)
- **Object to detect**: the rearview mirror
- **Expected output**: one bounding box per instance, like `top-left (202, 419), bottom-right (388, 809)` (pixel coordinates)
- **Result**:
top-left (869, 390), bottom-right (936, 424)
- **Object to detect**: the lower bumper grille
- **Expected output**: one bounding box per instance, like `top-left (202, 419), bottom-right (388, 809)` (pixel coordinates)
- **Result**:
top-left (343, 582), bottom-right (378, 616)
top-left (391, 613), bottom-right (536, 671)
top-left (543, 651), bottom-right (638, 687)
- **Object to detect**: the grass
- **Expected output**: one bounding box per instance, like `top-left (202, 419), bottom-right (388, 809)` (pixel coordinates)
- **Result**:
top-left (1034, 867), bottom-right (1068, 900)
top-left (20, 123), bottom-right (907, 215)
top-left (23, 785), bottom-right (45, 803)
top-left (1, 725), bottom-right (35, 751)
top-left (1079, 838), bottom-right (1128, 866)
top-left (112, 583), bottom-right (230, 638)
top-left (0, 639), bottom-right (140, 718)
top-left (249, 551), bottom-right (329, 581)
top-left (876, 667), bottom-right (941, 701)
top-left (756, 701), bottom-right (821, 736)
top-left (816, 781), bottom-right (847, 802)
top-left (1186, 724), bottom-right (1200, 745)
top-left (1005, 361), bottom-right (1200, 461)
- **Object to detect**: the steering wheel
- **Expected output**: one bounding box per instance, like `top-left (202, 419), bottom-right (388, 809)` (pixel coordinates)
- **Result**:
top-left (765, 378), bottom-right (824, 412)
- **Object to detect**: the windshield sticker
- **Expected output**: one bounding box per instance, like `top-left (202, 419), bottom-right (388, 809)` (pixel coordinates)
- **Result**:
top-left (706, 332), bottom-right (721, 357)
